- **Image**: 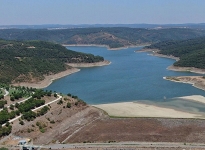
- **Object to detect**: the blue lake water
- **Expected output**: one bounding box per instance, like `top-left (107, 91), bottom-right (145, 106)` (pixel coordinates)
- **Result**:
top-left (45, 46), bottom-right (205, 105)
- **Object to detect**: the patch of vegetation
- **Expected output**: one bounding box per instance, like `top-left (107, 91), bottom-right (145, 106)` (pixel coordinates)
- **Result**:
top-left (36, 121), bottom-right (47, 133)
top-left (57, 99), bottom-right (63, 105)
top-left (37, 106), bottom-right (50, 116)
top-left (50, 120), bottom-right (55, 124)
top-left (0, 100), bottom-right (7, 109)
top-left (18, 98), bottom-right (45, 113)
top-left (0, 147), bottom-right (8, 150)
top-left (66, 102), bottom-right (71, 108)
top-left (19, 120), bottom-right (24, 125)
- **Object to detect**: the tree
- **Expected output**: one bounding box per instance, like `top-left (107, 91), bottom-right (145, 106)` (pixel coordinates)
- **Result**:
top-left (67, 93), bottom-right (72, 97)
top-left (9, 104), bottom-right (14, 110)
top-left (22, 111), bottom-right (36, 121)
top-left (0, 95), bottom-right (4, 99)
top-left (57, 99), bottom-right (63, 105)
top-left (54, 93), bottom-right (57, 98)
top-left (19, 120), bottom-right (24, 125)
top-left (10, 96), bottom-right (15, 101)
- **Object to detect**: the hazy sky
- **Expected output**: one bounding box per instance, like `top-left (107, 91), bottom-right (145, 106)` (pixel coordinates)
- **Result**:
top-left (0, 0), bottom-right (205, 25)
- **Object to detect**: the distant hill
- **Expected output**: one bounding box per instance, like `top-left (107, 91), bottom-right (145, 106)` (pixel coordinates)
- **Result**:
top-left (1, 23), bottom-right (205, 29)
top-left (0, 40), bottom-right (104, 83)
top-left (144, 37), bottom-right (205, 69)
top-left (0, 27), bottom-right (205, 48)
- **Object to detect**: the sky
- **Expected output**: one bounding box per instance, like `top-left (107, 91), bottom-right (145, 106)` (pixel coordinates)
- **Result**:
top-left (0, 0), bottom-right (205, 25)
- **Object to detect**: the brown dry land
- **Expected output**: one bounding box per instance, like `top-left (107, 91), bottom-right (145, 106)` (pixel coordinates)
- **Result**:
top-left (42, 148), bottom-right (205, 150)
top-left (4, 103), bottom-right (205, 146)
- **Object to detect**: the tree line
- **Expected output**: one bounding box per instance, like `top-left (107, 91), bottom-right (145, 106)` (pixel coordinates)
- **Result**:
top-left (144, 37), bottom-right (205, 69)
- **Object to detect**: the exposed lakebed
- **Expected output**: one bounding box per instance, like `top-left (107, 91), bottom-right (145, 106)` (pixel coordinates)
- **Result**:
top-left (45, 46), bottom-right (205, 105)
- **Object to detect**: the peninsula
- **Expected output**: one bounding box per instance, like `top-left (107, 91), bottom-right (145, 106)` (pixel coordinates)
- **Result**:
top-left (0, 39), bottom-right (110, 88)
top-left (139, 37), bottom-right (205, 91)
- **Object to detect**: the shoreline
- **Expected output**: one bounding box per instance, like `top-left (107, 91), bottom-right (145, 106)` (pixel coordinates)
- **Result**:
top-left (164, 76), bottom-right (205, 92)
top-left (93, 101), bottom-right (205, 119)
top-left (137, 48), bottom-right (179, 61)
top-left (63, 44), bottom-right (149, 50)
top-left (138, 48), bottom-right (205, 74)
top-left (12, 60), bottom-right (110, 89)
top-left (167, 65), bottom-right (205, 74)
top-left (12, 68), bottom-right (80, 89)
top-left (67, 60), bottom-right (111, 68)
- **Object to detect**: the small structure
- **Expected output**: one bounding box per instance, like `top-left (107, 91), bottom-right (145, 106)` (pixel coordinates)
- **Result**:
top-left (18, 139), bottom-right (27, 145)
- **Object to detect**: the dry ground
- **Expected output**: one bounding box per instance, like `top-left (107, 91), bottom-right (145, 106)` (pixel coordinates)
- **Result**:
top-left (66, 117), bottom-right (205, 143)
top-left (41, 148), bottom-right (205, 150)
top-left (3, 100), bottom-right (205, 146)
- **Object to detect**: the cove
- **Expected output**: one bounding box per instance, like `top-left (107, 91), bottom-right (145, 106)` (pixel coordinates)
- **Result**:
top-left (45, 46), bottom-right (205, 104)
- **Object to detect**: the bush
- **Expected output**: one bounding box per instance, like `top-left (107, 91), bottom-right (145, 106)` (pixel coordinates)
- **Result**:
top-left (54, 93), bottom-right (57, 97)
top-left (0, 95), bottom-right (4, 99)
top-left (50, 120), bottom-right (55, 124)
top-left (40, 128), bottom-right (45, 133)
top-left (10, 96), bottom-right (15, 101)
top-left (19, 120), bottom-right (24, 125)
top-left (57, 99), bottom-right (63, 105)
top-left (67, 93), bottom-right (72, 97)
top-left (0, 147), bottom-right (8, 150)
top-left (67, 102), bottom-right (71, 108)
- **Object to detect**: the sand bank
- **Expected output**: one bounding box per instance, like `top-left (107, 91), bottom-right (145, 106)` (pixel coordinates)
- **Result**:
top-left (12, 68), bottom-right (80, 89)
top-left (137, 48), bottom-right (179, 61)
top-left (167, 65), bottom-right (205, 74)
top-left (164, 76), bottom-right (205, 91)
top-left (63, 44), bottom-right (148, 50)
top-left (93, 102), bottom-right (204, 119)
top-left (67, 60), bottom-right (111, 68)
top-left (177, 95), bottom-right (205, 105)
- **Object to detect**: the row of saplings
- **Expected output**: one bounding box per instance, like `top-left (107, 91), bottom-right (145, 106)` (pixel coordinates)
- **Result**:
top-left (0, 89), bottom-right (86, 137)
top-left (0, 89), bottom-right (55, 138)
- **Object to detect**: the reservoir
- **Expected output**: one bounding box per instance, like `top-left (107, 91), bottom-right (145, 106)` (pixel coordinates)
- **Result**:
top-left (45, 46), bottom-right (205, 104)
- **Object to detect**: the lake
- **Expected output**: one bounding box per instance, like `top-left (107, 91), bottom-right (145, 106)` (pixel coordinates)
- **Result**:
top-left (45, 46), bottom-right (205, 105)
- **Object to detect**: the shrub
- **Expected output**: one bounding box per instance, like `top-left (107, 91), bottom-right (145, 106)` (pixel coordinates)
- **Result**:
top-left (19, 120), bottom-right (24, 125)
top-left (67, 102), bottom-right (71, 108)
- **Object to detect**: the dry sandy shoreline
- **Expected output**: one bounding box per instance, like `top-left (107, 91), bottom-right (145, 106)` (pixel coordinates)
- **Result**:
top-left (93, 99), bottom-right (205, 119)
top-left (12, 68), bottom-right (80, 89)
top-left (63, 44), bottom-right (148, 50)
top-left (12, 60), bottom-right (110, 89)
top-left (137, 48), bottom-right (179, 61)
top-left (164, 76), bottom-right (205, 91)
top-left (67, 60), bottom-right (111, 67)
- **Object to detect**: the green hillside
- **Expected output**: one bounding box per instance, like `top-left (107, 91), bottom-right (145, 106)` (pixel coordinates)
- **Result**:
top-left (144, 37), bottom-right (205, 69)
top-left (0, 40), bottom-right (104, 83)
top-left (0, 27), bottom-right (205, 48)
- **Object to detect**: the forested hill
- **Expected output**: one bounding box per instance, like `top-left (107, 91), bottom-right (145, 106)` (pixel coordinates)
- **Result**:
top-left (0, 27), bottom-right (205, 48)
top-left (144, 37), bottom-right (205, 69)
top-left (0, 40), bottom-right (104, 83)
